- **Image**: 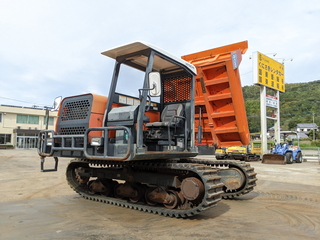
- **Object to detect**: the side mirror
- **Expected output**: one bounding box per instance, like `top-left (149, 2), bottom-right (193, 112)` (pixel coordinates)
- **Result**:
top-left (148, 72), bottom-right (161, 97)
top-left (52, 96), bottom-right (62, 111)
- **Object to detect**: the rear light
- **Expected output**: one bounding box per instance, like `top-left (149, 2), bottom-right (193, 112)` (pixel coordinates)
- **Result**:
top-left (91, 137), bottom-right (104, 146)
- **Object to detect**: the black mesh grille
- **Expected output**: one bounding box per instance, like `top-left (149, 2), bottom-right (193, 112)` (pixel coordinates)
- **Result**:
top-left (163, 75), bottom-right (191, 103)
top-left (59, 127), bottom-right (86, 135)
top-left (61, 100), bottom-right (91, 121)
top-left (57, 95), bottom-right (93, 136)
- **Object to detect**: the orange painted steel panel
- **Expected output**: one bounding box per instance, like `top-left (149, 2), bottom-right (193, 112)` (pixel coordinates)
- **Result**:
top-left (89, 94), bottom-right (108, 128)
top-left (55, 93), bottom-right (108, 132)
top-left (56, 93), bottom-right (160, 139)
top-left (182, 41), bottom-right (250, 148)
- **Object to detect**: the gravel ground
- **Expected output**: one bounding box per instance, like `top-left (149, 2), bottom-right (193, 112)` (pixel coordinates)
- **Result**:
top-left (0, 149), bottom-right (319, 240)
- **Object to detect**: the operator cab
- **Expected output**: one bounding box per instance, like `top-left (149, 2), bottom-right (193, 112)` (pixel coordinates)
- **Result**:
top-left (100, 42), bottom-right (198, 159)
top-left (38, 42), bottom-right (198, 161)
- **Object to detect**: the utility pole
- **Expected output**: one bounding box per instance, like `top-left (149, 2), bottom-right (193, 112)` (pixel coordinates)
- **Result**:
top-left (313, 111), bottom-right (315, 141)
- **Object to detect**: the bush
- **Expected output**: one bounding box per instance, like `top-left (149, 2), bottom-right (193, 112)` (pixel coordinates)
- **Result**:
top-left (0, 145), bottom-right (14, 149)
top-left (311, 140), bottom-right (320, 147)
top-left (298, 142), bottom-right (312, 147)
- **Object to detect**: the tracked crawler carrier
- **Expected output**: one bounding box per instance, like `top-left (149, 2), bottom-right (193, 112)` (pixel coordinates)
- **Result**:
top-left (38, 42), bottom-right (257, 217)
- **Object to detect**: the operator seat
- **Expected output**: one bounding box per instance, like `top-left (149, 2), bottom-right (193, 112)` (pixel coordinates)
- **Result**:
top-left (146, 103), bottom-right (184, 128)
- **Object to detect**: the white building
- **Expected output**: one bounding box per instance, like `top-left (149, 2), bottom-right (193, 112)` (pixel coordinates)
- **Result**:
top-left (0, 105), bottom-right (58, 149)
top-left (296, 123), bottom-right (318, 133)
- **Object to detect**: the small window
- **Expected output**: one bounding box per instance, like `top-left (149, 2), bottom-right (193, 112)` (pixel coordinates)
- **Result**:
top-left (44, 116), bottom-right (54, 125)
top-left (0, 134), bottom-right (11, 144)
top-left (17, 115), bottom-right (28, 124)
top-left (0, 113), bottom-right (2, 123)
top-left (17, 115), bottom-right (39, 124)
top-left (28, 115), bottom-right (39, 124)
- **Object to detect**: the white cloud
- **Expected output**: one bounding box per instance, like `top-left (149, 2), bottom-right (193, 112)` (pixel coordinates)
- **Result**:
top-left (0, 0), bottom-right (320, 106)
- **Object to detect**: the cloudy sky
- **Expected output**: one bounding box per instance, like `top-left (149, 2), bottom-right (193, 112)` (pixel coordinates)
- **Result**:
top-left (1, 0), bottom-right (319, 107)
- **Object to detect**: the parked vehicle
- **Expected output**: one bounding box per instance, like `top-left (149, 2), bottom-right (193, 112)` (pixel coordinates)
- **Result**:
top-left (262, 132), bottom-right (302, 164)
top-left (250, 141), bottom-right (274, 155)
top-left (263, 142), bottom-right (302, 164)
top-left (215, 145), bottom-right (260, 162)
top-left (38, 41), bottom-right (257, 217)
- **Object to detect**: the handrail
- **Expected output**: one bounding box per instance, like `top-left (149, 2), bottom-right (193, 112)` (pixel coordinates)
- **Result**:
top-left (38, 130), bottom-right (55, 157)
top-left (84, 126), bottom-right (132, 160)
top-left (38, 127), bottom-right (133, 160)
top-left (38, 130), bottom-right (85, 157)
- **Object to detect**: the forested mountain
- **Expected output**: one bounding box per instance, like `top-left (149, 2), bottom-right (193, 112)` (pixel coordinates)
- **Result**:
top-left (242, 80), bottom-right (320, 133)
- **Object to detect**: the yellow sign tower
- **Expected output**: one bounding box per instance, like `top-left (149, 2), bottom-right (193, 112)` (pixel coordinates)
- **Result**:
top-left (253, 52), bottom-right (285, 92)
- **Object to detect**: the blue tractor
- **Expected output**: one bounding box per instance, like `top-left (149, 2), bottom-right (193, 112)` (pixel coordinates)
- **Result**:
top-left (262, 132), bottom-right (303, 165)
top-left (270, 143), bottom-right (302, 164)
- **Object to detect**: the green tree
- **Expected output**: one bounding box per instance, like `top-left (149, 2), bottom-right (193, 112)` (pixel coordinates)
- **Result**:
top-left (288, 119), bottom-right (298, 130)
top-left (242, 80), bottom-right (320, 133)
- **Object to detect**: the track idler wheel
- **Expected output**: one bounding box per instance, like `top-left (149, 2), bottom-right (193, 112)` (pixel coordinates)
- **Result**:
top-left (145, 187), bottom-right (157, 206)
top-left (145, 187), bottom-right (180, 209)
top-left (88, 179), bottom-right (111, 196)
top-left (218, 168), bottom-right (246, 191)
top-left (129, 184), bottom-right (146, 203)
top-left (180, 177), bottom-right (205, 204)
top-left (74, 166), bottom-right (90, 185)
top-left (163, 190), bottom-right (180, 209)
top-left (114, 182), bottom-right (143, 202)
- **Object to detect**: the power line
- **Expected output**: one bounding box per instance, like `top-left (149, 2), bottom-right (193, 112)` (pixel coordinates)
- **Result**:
top-left (240, 71), bottom-right (252, 76)
top-left (248, 111), bottom-right (319, 118)
top-left (0, 96), bottom-right (46, 106)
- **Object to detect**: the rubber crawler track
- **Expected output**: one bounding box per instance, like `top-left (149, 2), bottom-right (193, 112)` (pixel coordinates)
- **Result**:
top-left (182, 158), bottom-right (258, 199)
top-left (66, 159), bottom-right (225, 218)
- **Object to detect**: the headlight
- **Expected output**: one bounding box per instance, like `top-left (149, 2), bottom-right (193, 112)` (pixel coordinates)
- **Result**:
top-left (91, 137), bottom-right (104, 146)
top-left (46, 138), bottom-right (52, 146)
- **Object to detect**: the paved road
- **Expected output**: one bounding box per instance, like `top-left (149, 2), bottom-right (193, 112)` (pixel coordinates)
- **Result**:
top-left (1, 150), bottom-right (320, 239)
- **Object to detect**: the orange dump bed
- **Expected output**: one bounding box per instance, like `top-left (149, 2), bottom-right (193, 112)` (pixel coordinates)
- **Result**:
top-left (182, 41), bottom-right (250, 148)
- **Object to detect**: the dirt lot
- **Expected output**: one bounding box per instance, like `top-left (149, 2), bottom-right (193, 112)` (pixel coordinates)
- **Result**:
top-left (0, 150), bottom-right (320, 240)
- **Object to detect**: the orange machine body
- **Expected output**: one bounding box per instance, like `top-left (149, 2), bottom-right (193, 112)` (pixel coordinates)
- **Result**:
top-left (55, 93), bottom-right (108, 131)
top-left (55, 93), bottom-right (108, 141)
top-left (55, 93), bottom-right (160, 140)
top-left (182, 41), bottom-right (250, 148)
